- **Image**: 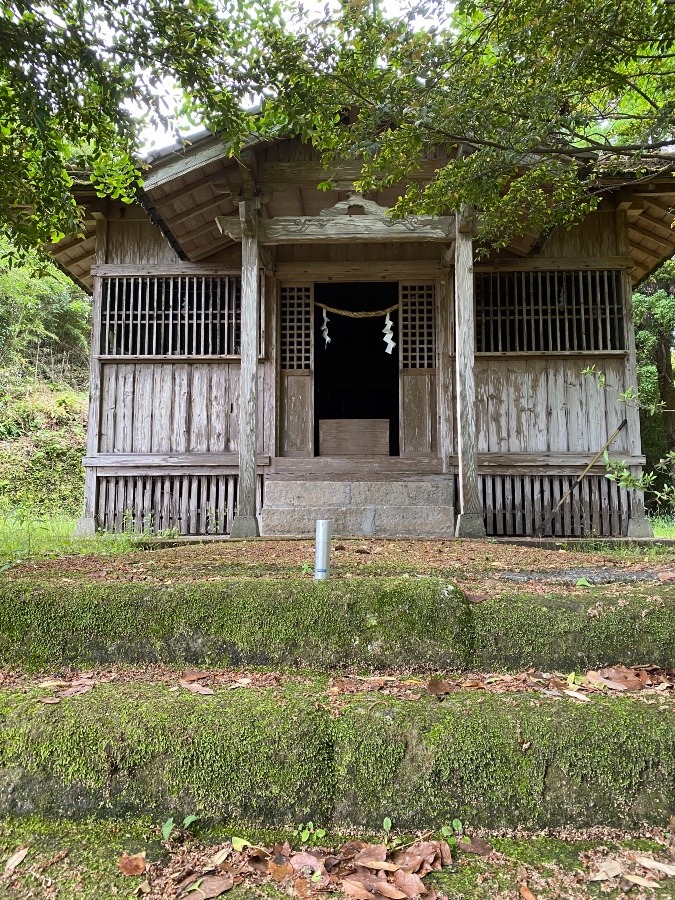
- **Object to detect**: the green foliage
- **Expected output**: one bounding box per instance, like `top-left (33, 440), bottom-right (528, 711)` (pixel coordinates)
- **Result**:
top-left (162, 814), bottom-right (199, 841)
top-left (633, 259), bottom-right (675, 483)
top-left (292, 821), bottom-right (326, 846)
top-left (0, 241), bottom-right (90, 386)
top-left (219, 0), bottom-right (675, 246)
top-left (0, 0), bottom-right (280, 252)
top-left (0, 377), bottom-right (86, 515)
top-left (2, 0), bottom-right (675, 250)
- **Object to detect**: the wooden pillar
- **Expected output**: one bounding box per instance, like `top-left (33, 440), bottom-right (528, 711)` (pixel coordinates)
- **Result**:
top-left (231, 199), bottom-right (261, 538)
top-left (454, 207), bottom-right (486, 537)
top-left (75, 213), bottom-right (107, 537)
top-left (619, 258), bottom-right (653, 537)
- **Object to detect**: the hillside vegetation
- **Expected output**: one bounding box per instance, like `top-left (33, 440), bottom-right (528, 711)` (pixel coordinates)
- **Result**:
top-left (0, 244), bottom-right (89, 518)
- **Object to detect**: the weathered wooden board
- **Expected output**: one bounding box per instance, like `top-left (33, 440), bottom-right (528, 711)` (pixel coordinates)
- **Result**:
top-left (319, 419), bottom-right (389, 456)
top-left (538, 211), bottom-right (619, 259)
top-left (216, 214), bottom-right (456, 243)
top-left (98, 362), bottom-right (271, 455)
top-left (474, 357), bottom-right (630, 455)
top-left (400, 372), bottom-right (437, 455)
top-left (280, 372), bottom-right (313, 457)
top-left (106, 220), bottom-right (179, 265)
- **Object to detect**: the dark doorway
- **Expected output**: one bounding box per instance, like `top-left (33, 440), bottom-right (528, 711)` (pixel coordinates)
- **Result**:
top-left (314, 282), bottom-right (399, 455)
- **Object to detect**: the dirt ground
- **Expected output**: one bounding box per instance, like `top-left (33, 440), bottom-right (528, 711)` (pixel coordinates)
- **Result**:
top-left (5, 538), bottom-right (675, 597)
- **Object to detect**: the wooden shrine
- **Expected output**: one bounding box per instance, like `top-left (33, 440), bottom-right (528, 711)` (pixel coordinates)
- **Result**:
top-left (49, 132), bottom-right (675, 538)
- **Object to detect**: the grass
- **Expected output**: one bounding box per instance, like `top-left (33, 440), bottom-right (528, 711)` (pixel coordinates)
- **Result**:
top-left (651, 515), bottom-right (675, 539)
top-left (0, 511), bottom-right (140, 567)
top-left (0, 506), bottom-right (672, 571)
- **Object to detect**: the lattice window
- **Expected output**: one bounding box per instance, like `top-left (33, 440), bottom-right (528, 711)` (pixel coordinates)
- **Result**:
top-left (100, 276), bottom-right (242, 356)
top-left (280, 285), bottom-right (312, 370)
top-left (401, 283), bottom-right (435, 369)
top-left (475, 270), bottom-right (625, 352)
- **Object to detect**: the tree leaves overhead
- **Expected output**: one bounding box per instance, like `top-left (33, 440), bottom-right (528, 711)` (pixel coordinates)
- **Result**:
top-left (0, 0), bottom-right (277, 253)
top-left (240, 0), bottom-right (675, 243)
top-left (2, 0), bottom-right (675, 251)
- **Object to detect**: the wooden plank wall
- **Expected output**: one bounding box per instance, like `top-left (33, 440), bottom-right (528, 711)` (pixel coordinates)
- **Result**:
top-left (475, 356), bottom-right (630, 455)
top-left (98, 363), bottom-right (270, 455)
top-left (107, 219), bottom-right (180, 265)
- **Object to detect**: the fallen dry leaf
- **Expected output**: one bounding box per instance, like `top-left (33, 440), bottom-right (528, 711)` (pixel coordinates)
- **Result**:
top-left (622, 873), bottom-right (661, 888)
top-left (135, 879), bottom-right (151, 896)
top-left (354, 846), bottom-right (387, 866)
top-left (290, 851), bottom-right (324, 874)
top-left (269, 857), bottom-right (294, 882)
top-left (181, 671), bottom-right (212, 683)
top-left (342, 875), bottom-right (377, 900)
top-left (519, 887), bottom-right (537, 900)
top-left (589, 858), bottom-right (624, 882)
top-left (562, 689), bottom-right (591, 702)
top-left (179, 680), bottom-right (215, 696)
top-left (356, 859), bottom-right (401, 873)
top-left (427, 678), bottom-right (456, 698)
top-left (368, 878), bottom-right (407, 899)
top-left (194, 873), bottom-right (234, 898)
top-left (209, 848), bottom-right (231, 867)
top-left (4, 846), bottom-right (29, 873)
top-left (459, 836), bottom-right (493, 856)
top-left (37, 696), bottom-right (61, 704)
top-left (393, 869), bottom-right (427, 898)
top-left (118, 852), bottom-right (147, 876)
top-left (638, 857), bottom-right (675, 877)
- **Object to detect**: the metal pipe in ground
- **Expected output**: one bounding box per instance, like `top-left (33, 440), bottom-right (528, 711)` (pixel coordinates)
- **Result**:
top-left (314, 519), bottom-right (331, 580)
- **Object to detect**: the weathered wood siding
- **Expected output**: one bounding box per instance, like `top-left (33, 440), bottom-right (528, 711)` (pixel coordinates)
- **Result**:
top-left (106, 219), bottom-right (180, 265)
top-left (475, 356), bottom-right (630, 455)
top-left (98, 362), bottom-right (270, 454)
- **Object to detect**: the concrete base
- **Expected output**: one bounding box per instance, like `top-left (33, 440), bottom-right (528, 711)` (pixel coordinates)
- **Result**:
top-left (260, 477), bottom-right (455, 537)
top-left (260, 505), bottom-right (455, 537)
top-left (455, 513), bottom-right (487, 538)
top-left (74, 516), bottom-right (96, 538)
top-left (230, 515), bottom-right (260, 538)
top-left (626, 517), bottom-right (654, 539)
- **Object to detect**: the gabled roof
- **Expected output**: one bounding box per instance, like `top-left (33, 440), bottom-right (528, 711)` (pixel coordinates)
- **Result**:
top-left (50, 131), bottom-right (675, 291)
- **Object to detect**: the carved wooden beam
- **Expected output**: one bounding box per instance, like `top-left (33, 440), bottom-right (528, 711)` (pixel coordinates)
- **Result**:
top-left (216, 213), bottom-right (455, 243)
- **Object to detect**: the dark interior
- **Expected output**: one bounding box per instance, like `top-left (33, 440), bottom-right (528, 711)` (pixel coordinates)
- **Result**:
top-left (314, 282), bottom-right (399, 455)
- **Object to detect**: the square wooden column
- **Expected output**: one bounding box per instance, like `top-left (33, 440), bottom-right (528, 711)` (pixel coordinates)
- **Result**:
top-left (231, 199), bottom-right (261, 538)
top-left (454, 207), bottom-right (486, 537)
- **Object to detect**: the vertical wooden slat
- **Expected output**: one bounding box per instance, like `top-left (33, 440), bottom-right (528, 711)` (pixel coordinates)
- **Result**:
top-left (581, 476), bottom-right (592, 536)
top-left (226, 475), bottom-right (235, 532)
top-left (496, 273), bottom-right (503, 352)
top-left (484, 475), bottom-right (494, 535)
top-left (563, 477), bottom-right (572, 535)
top-left (541, 477), bottom-right (552, 536)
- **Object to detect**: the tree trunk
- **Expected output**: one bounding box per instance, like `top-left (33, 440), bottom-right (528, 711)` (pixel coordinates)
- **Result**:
top-left (655, 330), bottom-right (675, 452)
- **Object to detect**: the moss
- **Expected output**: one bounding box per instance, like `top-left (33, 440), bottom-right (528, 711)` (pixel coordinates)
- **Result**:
top-left (1, 684), bottom-right (675, 829)
top-left (0, 577), bottom-right (674, 673)
top-left (2, 814), bottom-right (675, 900)
top-left (0, 814), bottom-right (162, 899)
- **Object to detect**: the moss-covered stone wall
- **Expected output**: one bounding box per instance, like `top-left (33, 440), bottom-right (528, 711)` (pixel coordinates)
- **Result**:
top-left (1, 683), bottom-right (674, 829)
top-left (0, 578), bottom-right (673, 672)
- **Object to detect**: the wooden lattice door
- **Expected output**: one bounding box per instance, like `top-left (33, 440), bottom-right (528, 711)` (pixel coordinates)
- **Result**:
top-left (279, 284), bottom-right (314, 456)
top-left (400, 283), bottom-right (438, 455)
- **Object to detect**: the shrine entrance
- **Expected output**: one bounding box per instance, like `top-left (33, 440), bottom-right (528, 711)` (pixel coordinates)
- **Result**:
top-left (313, 282), bottom-right (400, 457)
